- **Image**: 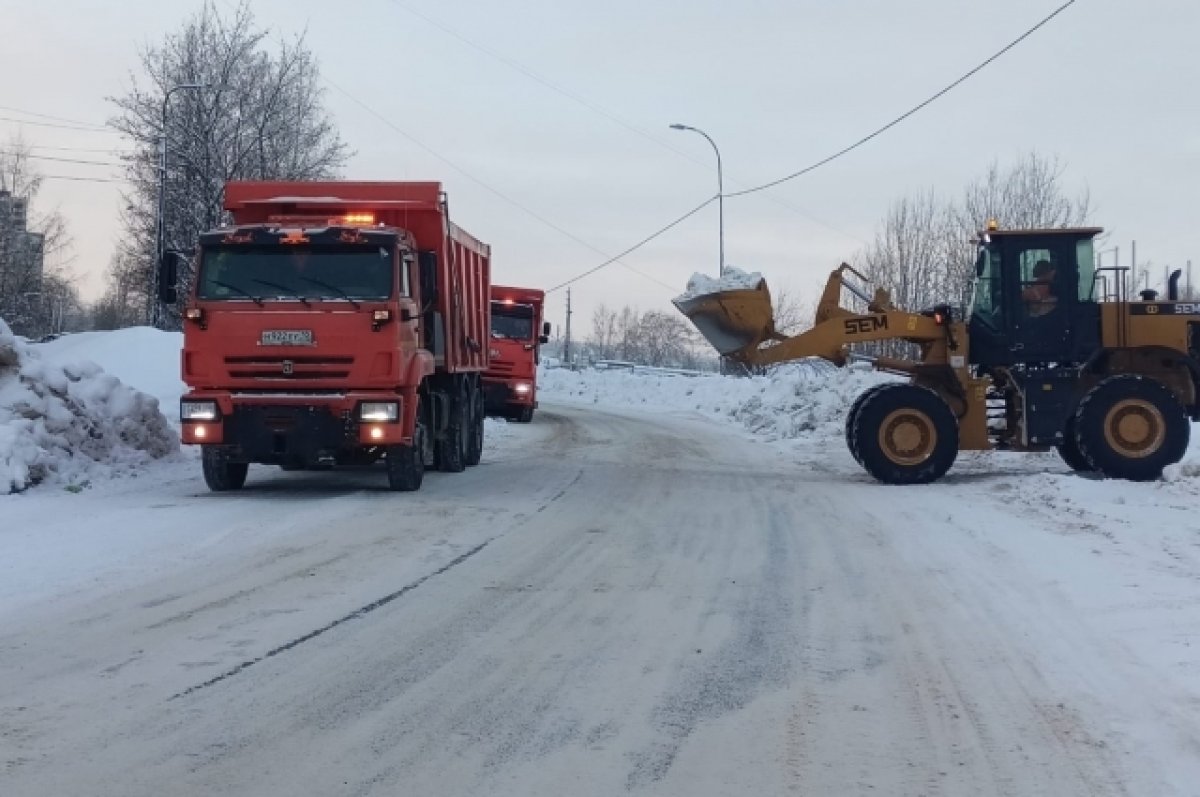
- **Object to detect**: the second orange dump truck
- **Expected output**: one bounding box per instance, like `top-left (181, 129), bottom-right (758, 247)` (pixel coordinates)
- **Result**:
top-left (160, 180), bottom-right (491, 492)
top-left (483, 285), bottom-right (549, 422)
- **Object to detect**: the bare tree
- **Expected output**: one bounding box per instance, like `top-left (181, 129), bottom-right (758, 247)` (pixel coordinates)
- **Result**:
top-left (590, 303), bottom-right (619, 360)
top-left (106, 1), bottom-right (350, 328)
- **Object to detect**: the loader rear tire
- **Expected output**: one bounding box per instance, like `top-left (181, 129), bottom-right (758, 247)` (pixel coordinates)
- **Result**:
top-left (853, 384), bottom-right (958, 485)
top-left (845, 384), bottom-right (891, 465)
top-left (1073, 375), bottom-right (1189, 481)
top-left (1056, 413), bottom-right (1093, 472)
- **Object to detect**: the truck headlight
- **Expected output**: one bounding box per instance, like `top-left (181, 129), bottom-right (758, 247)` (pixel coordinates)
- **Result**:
top-left (181, 400), bottom-right (219, 421)
top-left (359, 401), bottom-right (399, 423)
top-left (513, 382), bottom-right (532, 395)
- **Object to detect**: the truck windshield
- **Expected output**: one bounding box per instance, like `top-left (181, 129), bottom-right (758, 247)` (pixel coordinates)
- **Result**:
top-left (491, 304), bottom-right (534, 340)
top-left (197, 245), bottom-right (396, 301)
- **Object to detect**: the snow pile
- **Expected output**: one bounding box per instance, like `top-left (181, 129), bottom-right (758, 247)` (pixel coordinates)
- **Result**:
top-left (0, 319), bottom-right (179, 493)
top-left (674, 265), bottom-right (765, 302)
top-left (540, 361), bottom-right (892, 442)
top-left (38, 327), bottom-right (187, 414)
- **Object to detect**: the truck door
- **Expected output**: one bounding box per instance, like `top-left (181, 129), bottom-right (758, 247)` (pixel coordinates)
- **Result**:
top-left (1006, 236), bottom-right (1076, 363)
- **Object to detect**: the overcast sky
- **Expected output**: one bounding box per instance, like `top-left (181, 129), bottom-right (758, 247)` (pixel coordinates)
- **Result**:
top-left (3, 0), bottom-right (1197, 334)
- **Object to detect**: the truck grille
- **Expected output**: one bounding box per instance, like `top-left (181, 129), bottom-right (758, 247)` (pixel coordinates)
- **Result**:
top-left (488, 360), bottom-right (516, 374)
top-left (225, 355), bottom-right (353, 380)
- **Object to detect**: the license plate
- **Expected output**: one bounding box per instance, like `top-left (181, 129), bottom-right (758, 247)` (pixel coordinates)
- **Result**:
top-left (260, 329), bottom-right (314, 346)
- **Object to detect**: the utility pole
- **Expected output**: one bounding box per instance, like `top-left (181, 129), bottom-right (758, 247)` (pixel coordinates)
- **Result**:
top-left (564, 287), bottom-right (573, 367)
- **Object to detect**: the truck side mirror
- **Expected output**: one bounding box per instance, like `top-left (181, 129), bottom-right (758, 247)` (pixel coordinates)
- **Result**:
top-left (418, 251), bottom-right (439, 306)
top-left (158, 250), bottom-right (183, 305)
top-left (539, 320), bottom-right (551, 343)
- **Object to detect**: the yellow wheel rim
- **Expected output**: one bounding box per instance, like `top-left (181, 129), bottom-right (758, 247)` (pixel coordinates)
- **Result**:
top-left (1102, 399), bottom-right (1164, 459)
top-left (878, 408), bottom-right (937, 466)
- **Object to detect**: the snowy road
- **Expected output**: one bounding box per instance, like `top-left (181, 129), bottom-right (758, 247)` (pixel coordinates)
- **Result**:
top-left (2, 402), bottom-right (1198, 795)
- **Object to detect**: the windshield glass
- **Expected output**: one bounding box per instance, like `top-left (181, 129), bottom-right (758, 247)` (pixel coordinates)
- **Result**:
top-left (491, 304), bottom-right (535, 340)
top-left (969, 244), bottom-right (1002, 330)
top-left (197, 245), bottom-right (396, 301)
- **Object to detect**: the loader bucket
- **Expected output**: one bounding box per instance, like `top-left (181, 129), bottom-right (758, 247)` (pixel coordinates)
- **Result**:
top-left (672, 278), bottom-right (778, 358)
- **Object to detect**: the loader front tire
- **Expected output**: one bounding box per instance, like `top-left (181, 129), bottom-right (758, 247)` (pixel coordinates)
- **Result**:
top-left (1073, 375), bottom-right (1189, 481)
top-left (845, 384), bottom-right (891, 465)
top-left (853, 384), bottom-right (958, 485)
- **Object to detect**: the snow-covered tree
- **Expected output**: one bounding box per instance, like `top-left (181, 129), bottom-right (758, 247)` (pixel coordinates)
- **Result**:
top-left (106, 1), bottom-right (350, 328)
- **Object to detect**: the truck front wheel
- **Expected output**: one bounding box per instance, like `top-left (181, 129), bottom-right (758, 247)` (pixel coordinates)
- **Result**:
top-left (201, 446), bottom-right (248, 492)
top-left (386, 418), bottom-right (425, 492)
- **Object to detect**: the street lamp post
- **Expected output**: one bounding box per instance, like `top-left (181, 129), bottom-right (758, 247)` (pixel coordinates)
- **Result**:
top-left (153, 82), bottom-right (208, 327)
top-left (670, 123), bottom-right (724, 277)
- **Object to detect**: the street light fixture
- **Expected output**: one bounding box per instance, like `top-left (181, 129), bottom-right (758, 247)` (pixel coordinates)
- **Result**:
top-left (153, 81), bottom-right (211, 326)
top-left (670, 123), bottom-right (724, 277)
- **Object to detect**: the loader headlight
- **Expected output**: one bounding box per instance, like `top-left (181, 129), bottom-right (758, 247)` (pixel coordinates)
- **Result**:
top-left (181, 400), bottom-right (219, 421)
top-left (359, 401), bottom-right (399, 423)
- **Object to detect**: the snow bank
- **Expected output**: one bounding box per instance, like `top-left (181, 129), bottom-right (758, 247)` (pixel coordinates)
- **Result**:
top-left (674, 265), bottom-right (765, 302)
top-left (38, 327), bottom-right (186, 414)
top-left (541, 361), bottom-right (892, 442)
top-left (0, 319), bottom-right (178, 494)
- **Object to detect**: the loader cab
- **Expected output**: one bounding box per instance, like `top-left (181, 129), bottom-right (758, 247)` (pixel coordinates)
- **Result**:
top-left (968, 227), bottom-right (1103, 367)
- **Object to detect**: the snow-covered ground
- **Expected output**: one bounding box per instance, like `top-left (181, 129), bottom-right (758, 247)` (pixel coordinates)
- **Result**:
top-left (2, 331), bottom-right (1199, 795)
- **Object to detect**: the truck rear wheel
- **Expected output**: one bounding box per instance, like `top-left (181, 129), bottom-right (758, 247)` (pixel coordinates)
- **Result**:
top-left (386, 417), bottom-right (425, 492)
top-left (465, 381), bottom-right (484, 467)
top-left (852, 384), bottom-right (958, 485)
top-left (201, 446), bottom-right (248, 492)
top-left (437, 381), bottom-right (467, 473)
top-left (1073, 375), bottom-right (1189, 481)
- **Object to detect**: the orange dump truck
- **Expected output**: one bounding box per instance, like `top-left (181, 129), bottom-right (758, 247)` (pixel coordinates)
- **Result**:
top-left (159, 181), bottom-right (491, 492)
top-left (483, 285), bottom-right (549, 422)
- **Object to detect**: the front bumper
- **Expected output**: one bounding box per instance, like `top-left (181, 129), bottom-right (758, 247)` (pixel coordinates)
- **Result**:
top-left (179, 392), bottom-right (409, 462)
top-left (483, 379), bottom-right (535, 412)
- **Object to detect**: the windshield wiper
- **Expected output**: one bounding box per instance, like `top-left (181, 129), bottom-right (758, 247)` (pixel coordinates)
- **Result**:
top-left (298, 276), bottom-right (360, 309)
top-left (208, 279), bottom-right (264, 306)
top-left (250, 278), bottom-right (310, 306)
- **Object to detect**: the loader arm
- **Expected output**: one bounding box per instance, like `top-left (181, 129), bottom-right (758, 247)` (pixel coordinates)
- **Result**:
top-left (673, 264), bottom-right (949, 368)
top-left (737, 311), bottom-right (948, 368)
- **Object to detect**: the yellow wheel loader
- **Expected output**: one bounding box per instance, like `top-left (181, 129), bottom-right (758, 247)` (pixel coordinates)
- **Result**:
top-left (674, 226), bottom-right (1196, 484)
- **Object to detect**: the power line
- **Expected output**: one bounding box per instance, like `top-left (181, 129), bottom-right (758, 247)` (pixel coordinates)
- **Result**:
top-left (325, 77), bottom-right (677, 293)
top-left (726, 0), bottom-right (1078, 198)
top-left (547, 0), bottom-right (1078, 284)
top-left (28, 144), bottom-right (135, 154)
top-left (0, 104), bottom-right (109, 130)
top-left (0, 115), bottom-right (119, 133)
top-left (0, 149), bottom-right (122, 167)
top-left (37, 174), bottom-right (125, 184)
top-left (546, 196), bottom-right (717, 293)
top-left (381, 0), bottom-right (864, 245)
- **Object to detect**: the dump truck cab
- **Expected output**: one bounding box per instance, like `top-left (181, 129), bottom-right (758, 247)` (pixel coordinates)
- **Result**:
top-left (483, 285), bottom-right (549, 423)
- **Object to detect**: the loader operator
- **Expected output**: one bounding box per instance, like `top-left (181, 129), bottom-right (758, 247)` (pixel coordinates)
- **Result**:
top-left (1022, 259), bottom-right (1058, 317)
